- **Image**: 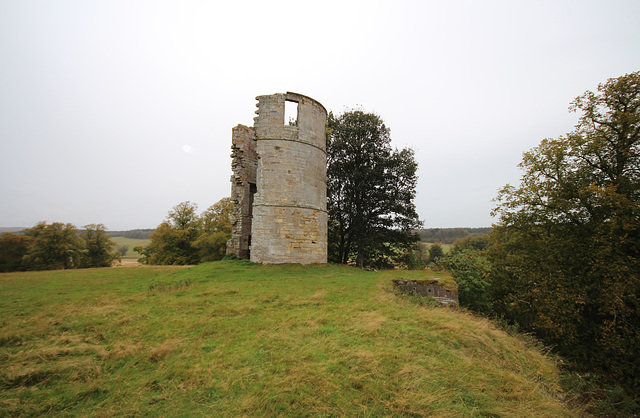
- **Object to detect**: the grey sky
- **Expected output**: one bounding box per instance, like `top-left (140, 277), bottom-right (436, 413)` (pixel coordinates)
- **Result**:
top-left (1, 0), bottom-right (639, 230)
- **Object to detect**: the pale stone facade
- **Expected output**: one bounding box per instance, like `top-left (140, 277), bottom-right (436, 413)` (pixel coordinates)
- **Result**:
top-left (226, 92), bottom-right (328, 264)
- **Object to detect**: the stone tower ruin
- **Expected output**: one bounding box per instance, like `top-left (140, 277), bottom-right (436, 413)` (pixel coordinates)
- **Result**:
top-left (226, 92), bottom-right (328, 264)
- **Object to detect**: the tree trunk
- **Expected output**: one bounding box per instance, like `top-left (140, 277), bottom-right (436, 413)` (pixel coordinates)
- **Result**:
top-left (356, 248), bottom-right (364, 268)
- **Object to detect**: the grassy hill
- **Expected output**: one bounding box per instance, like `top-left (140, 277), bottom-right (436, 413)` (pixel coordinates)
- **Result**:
top-left (0, 262), bottom-right (580, 416)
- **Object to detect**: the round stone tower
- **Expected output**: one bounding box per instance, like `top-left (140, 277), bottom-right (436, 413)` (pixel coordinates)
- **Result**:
top-left (250, 92), bottom-right (327, 264)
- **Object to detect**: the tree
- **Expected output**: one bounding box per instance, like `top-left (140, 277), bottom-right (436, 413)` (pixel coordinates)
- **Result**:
top-left (437, 249), bottom-right (492, 314)
top-left (428, 243), bottom-right (444, 263)
top-left (133, 244), bottom-right (151, 264)
top-left (451, 234), bottom-right (490, 253)
top-left (81, 224), bottom-right (121, 267)
top-left (0, 232), bottom-right (31, 272)
top-left (193, 197), bottom-right (233, 262)
top-left (403, 241), bottom-right (429, 270)
top-left (22, 222), bottom-right (84, 270)
top-left (144, 201), bottom-right (201, 265)
top-left (140, 199), bottom-right (233, 265)
top-left (490, 71), bottom-right (640, 393)
top-left (327, 110), bottom-right (422, 268)
top-left (117, 245), bottom-right (128, 257)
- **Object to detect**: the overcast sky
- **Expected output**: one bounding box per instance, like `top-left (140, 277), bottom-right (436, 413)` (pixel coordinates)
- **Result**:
top-left (1, 0), bottom-right (639, 231)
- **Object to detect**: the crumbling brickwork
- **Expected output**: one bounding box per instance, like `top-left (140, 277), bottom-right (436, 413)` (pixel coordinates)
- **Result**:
top-left (227, 124), bottom-right (257, 259)
top-left (226, 92), bottom-right (328, 264)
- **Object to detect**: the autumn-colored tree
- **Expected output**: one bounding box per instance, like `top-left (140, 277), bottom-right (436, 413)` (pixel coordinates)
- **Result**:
top-left (490, 71), bottom-right (640, 393)
top-left (140, 198), bottom-right (233, 265)
top-left (193, 197), bottom-right (233, 262)
top-left (145, 201), bottom-right (201, 265)
top-left (22, 222), bottom-right (84, 270)
top-left (0, 232), bottom-right (31, 272)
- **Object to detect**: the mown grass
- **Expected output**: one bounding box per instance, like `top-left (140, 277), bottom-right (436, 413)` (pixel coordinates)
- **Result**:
top-left (0, 261), bottom-right (579, 416)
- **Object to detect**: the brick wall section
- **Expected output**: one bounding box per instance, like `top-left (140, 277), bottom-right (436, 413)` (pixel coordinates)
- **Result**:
top-left (251, 92), bottom-right (328, 264)
top-left (227, 124), bottom-right (257, 259)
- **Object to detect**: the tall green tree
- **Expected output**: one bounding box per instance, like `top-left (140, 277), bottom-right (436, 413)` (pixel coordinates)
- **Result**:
top-left (327, 110), bottom-right (422, 268)
top-left (428, 242), bottom-right (444, 263)
top-left (490, 71), bottom-right (640, 393)
top-left (22, 222), bottom-right (84, 270)
top-left (81, 224), bottom-right (121, 267)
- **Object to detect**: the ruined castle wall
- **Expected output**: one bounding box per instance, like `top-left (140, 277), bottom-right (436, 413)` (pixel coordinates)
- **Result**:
top-left (250, 92), bottom-right (328, 264)
top-left (226, 124), bottom-right (257, 259)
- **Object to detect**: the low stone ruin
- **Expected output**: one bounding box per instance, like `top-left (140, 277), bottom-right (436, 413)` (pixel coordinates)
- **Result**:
top-left (392, 278), bottom-right (459, 307)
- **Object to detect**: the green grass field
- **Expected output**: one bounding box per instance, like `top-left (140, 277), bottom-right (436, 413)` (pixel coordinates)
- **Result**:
top-left (110, 237), bottom-right (151, 259)
top-left (0, 261), bottom-right (580, 416)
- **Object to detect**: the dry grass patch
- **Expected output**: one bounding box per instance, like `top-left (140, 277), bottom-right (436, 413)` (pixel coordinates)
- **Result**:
top-left (148, 339), bottom-right (182, 362)
top-left (354, 311), bottom-right (388, 331)
top-left (105, 340), bottom-right (143, 359)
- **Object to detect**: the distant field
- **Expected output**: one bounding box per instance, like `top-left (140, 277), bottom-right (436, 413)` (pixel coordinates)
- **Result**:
top-left (416, 227), bottom-right (491, 244)
top-left (110, 236), bottom-right (151, 259)
top-left (418, 241), bottom-right (453, 253)
top-left (0, 261), bottom-right (579, 416)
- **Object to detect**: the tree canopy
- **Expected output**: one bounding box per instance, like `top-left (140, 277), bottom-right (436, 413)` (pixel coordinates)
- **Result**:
top-left (21, 222), bottom-right (84, 270)
top-left (81, 224), bottom-right (121, 268)
top-left (138, 198), bottom-right (233, 265)
top-left (144, 201), bottom-right (202, 265)
top-left (327, 109), bottom-right (422, 268)
top-left (490, 71), bottom-right (640, 393)
top-left (1, 222), bottom-right (119, 271)
top-left (193, 197), bottom-right (233, 262)
top-left (0, 232), bottom-right (31, 272)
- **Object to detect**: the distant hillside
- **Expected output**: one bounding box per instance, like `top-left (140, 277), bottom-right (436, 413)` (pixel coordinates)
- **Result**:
top-left (106, 229), bottom-right (155, 239)
top-left (1, 227), bottom-right (156, 239)
top-left (0, 227), bottom-right (26, 235)
top-left (416, 227), bottom-right (492, 244)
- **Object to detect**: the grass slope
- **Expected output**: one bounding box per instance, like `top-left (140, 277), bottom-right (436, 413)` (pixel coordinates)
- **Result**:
top-left (0, 262), bottom-right (578, 416)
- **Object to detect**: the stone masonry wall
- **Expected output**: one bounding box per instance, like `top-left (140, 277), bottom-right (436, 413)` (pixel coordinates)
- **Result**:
top-left (250, 92), bottom-right (328, 264)
top-left (226, 124), bottom-right (257, 259)
top-left (392, 279), bottom-right (459, 306)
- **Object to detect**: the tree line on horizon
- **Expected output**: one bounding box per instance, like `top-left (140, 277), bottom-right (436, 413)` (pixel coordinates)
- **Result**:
top-left (107, 229), bottom-right (155, 240)
top-left (0, 223), bottom-right (121, 272)
top-left (415, 227), bottom-right (492, 244)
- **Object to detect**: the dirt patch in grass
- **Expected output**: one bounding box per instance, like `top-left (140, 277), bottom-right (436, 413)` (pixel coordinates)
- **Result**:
top-left (116, 259), bottom-right (143, 267)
